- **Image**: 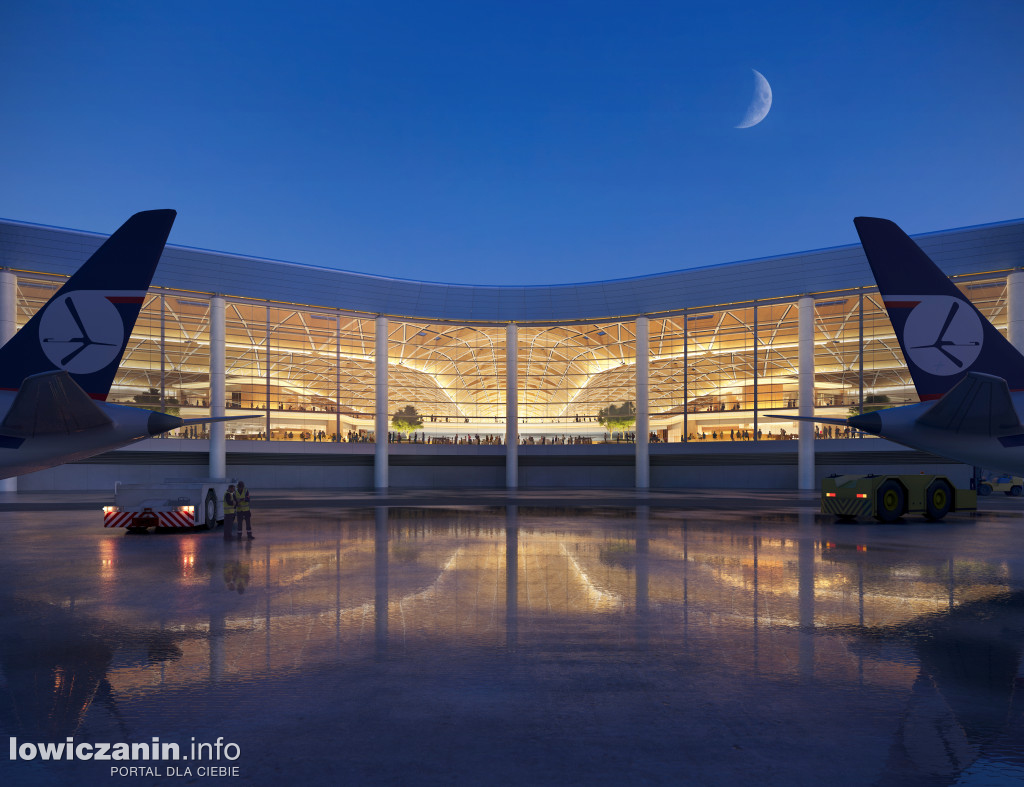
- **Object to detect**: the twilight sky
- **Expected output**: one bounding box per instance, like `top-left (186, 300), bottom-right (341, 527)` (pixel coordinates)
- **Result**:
top-left (1, 1), bottom-right (1021, 284)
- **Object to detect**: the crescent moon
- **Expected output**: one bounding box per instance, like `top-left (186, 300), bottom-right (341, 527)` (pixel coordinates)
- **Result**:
top-left (735, 69), bottom-right (772, 129)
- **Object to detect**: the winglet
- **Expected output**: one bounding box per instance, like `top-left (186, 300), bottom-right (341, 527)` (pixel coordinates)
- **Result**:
top-left (915, 371), bottom-right (1022, 435)
top-left (1, 370), bottom-right (112, 436)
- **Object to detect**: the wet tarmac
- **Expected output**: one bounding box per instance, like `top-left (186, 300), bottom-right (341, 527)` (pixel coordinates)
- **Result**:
top-left (1, 492), bottom-right (1023, 786)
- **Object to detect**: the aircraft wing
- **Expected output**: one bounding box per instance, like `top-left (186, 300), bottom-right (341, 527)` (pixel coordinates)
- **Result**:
top-left (1, 370), bottom-right (112, 436)
top-left (915, 372), bottom-right (1022, 436)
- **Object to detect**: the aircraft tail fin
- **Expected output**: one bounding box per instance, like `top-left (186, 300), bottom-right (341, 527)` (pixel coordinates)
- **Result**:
top-left (0, 210), bottom-right (176, 400)
top-left (854, 217), bottom-right (1024, 400)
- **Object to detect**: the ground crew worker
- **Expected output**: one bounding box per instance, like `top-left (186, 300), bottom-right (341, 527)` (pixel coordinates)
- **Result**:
top-left (223, 483), bottom-right (237, 540)
top-left (236, 480), bottom-right (253, 539)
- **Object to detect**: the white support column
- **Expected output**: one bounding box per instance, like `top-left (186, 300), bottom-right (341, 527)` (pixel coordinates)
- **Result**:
top-left (0, 270), bottom-right (16, 492)
top-left (798, 296), bottom-right (815, 490)
top-left (505, 323), bottom-right (518, 490)
top-left (635, 316), bottom-right (650, 489)
top-left (0, 270), bottom-right (16, 351)
top-left (1008, 270), bottom-right (1024, 352)
top-left (209, 295), bottom-right (226, 480)
top-left (375, 316), bottom-right (389, 491)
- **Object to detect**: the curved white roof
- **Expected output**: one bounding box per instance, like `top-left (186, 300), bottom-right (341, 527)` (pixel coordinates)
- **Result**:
top-left (2, 216), bottom-right (1023, 323)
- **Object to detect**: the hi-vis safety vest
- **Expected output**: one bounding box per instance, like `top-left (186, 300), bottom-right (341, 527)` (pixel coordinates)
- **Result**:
top-left (235, 488), bottom-right (250, 512)
top-left (223, 490), bottom-right (236, 515)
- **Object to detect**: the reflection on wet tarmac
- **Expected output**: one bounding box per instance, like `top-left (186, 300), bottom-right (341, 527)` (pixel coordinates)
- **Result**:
top-left (1, 503), bottom-right (1023, 785)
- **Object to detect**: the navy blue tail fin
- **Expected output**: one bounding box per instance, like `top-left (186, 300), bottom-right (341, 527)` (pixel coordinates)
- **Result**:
top-left (0, 210), bottom-right (176, 400)
top-left (854, 216), bottom-right (1024, 400)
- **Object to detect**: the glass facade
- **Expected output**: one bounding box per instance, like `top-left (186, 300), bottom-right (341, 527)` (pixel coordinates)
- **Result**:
top-left (388, 321), bottom-right (504, 443)
top-left (10, 270), bottom-right (1016, 445)
top-left (518, 322), bottom-right (636, 443)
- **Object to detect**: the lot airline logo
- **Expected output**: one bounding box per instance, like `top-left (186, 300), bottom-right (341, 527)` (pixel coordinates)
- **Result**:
top-left (884, 295), bottom-right (984, 376)
top-left (38, 291), bottom-right (136, 373)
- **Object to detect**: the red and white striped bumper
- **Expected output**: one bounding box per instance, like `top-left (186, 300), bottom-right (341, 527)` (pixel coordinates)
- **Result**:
top-left (103, 510), bottom-right (136, 528)
top-left (103, 509), bottom-right (197, 528)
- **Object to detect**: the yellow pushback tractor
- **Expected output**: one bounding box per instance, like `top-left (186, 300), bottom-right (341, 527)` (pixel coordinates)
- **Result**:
top-left (822, 473), bottom-right (977, 523)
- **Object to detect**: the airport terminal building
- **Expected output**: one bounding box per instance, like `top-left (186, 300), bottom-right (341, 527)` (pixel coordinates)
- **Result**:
top-left (2, 216), bottom-right (1024, 490)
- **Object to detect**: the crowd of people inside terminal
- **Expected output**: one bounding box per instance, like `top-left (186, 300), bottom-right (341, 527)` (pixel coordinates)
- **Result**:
top-left (170, 424), bottom-right (863, 444)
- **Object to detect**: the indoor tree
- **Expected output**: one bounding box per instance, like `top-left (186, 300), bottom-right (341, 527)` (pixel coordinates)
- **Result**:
top-left (391, 405), bottom-right (424, 435)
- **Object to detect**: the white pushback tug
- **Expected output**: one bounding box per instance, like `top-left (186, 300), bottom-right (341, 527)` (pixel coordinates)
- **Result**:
top-left (103, 478), bottom-right (234, 532)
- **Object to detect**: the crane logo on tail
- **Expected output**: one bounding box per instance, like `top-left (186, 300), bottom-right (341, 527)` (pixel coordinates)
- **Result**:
top-left (38, 292), bottom-right (128, 374)
top-left (899, 295), bottom-right (984, 376)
